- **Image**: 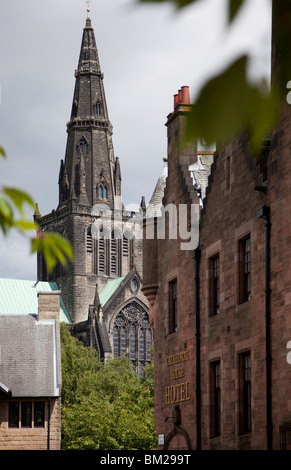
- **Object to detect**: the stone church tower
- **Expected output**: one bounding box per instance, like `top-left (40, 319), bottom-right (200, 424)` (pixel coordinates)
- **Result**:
top-left (35, 16), bottom-right (151, 375)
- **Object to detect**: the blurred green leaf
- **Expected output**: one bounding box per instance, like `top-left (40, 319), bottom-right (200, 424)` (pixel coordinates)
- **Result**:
top-left (14, 220), bottom-right (38, 231)
top-left (228, 0), bottom-right (244, 23)
top-left (0, 196), bottom-right (14, 234)
top-left (272, 0), bottom-right (291, 92)
top-left (31, 231), bottom-right (74, 274)
top-left (3, 187), bottom-right (35, 215)
top-left (185, 56), bottom-right (279, 151)
top-left (0, 147), bottom-right (6, 159)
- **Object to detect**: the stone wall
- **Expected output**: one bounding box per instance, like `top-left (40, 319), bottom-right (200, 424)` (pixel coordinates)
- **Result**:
top-left (0, 398), bottom-right (61, 450)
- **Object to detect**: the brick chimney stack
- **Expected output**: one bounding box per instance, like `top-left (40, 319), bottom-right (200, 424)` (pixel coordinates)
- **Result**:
top-left (37, 291), bottom-right (61, 321)
top-left (174, 86), bottom-right (190, 110)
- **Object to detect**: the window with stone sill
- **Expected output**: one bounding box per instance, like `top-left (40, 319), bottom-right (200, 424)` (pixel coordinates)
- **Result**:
top-left (9, 401), bottom-right (45, 428)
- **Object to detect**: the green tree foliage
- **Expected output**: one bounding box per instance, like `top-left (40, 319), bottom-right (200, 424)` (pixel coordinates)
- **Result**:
top-left (139, 0), bottom-right (291, 152)
top-left (60, 324), bottom-right (157, 450)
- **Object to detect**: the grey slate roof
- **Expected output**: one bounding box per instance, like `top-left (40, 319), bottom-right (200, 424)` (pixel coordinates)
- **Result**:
top-left (146, 161), bottom-right (168, 218)
top-left (0, 315), bottom-right (60, 398)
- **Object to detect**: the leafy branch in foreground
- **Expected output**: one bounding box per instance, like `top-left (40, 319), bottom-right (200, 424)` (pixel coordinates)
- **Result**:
top-left (139, 0), bottom-right (291, 152)
top-left (0, 160), bottom-right (73, 274)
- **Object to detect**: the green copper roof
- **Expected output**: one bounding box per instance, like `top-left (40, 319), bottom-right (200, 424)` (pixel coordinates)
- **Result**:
top-left (0, 278), bottom-right (71, 323)
top-left (99, 277), bottom-right (125, 307)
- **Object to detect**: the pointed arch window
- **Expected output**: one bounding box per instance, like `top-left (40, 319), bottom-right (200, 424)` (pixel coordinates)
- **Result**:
top-left (112, 304), bottom-right (152, 375)
top-left (93, 101), bottom-right (102, 116)
top-left (79, 137), bottom-right (88, 155)
top-left (98, 183), bottom-right (108, 200)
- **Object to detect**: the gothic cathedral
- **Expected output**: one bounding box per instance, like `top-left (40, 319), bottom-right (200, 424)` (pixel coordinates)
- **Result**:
top-left (35, 17), bottom-right (151, 376)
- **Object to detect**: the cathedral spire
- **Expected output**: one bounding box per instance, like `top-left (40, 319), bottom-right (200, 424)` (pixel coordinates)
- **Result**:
top-left (59, 17), bottom-right (118, 210)
top-left (71, 16), bottom-right (108, 121)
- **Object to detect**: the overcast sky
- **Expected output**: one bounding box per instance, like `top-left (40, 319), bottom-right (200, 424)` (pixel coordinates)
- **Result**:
top-left (0, 0), bottom-right (271, 280)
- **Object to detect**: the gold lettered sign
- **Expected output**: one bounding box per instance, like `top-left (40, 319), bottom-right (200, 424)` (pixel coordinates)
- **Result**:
top-left (165, 351), bottom-right (191, 404)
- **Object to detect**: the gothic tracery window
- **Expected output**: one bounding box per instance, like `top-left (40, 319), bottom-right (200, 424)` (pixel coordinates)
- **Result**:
top-left (112, 303), bottom-right (152, 375)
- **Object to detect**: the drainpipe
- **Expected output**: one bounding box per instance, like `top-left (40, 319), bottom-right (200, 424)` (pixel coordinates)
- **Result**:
top-left (47, 398), bottom-right (51, 451)
top-left (193, 248), bottom-right (201, 450)
top-left (257, 205), bottom-right (272, 450)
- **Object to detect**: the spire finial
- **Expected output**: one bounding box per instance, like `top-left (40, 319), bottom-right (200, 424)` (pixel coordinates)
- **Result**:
top-left (85, 0), bottom-right (91, 17)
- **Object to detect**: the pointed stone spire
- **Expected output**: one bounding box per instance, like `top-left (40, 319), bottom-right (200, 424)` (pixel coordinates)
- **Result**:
top-left (71, 16), bottom-right (108, 121)
top-left (60, 17), bottom-right (118, 210)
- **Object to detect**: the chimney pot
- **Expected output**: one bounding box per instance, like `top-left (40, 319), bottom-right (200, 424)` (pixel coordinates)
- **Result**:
top-left (181, 86), bottom-right (190, 105)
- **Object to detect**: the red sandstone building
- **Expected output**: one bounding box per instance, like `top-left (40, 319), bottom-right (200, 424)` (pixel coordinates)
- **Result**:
top-left (143, 36), bottom-right (291, 450)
